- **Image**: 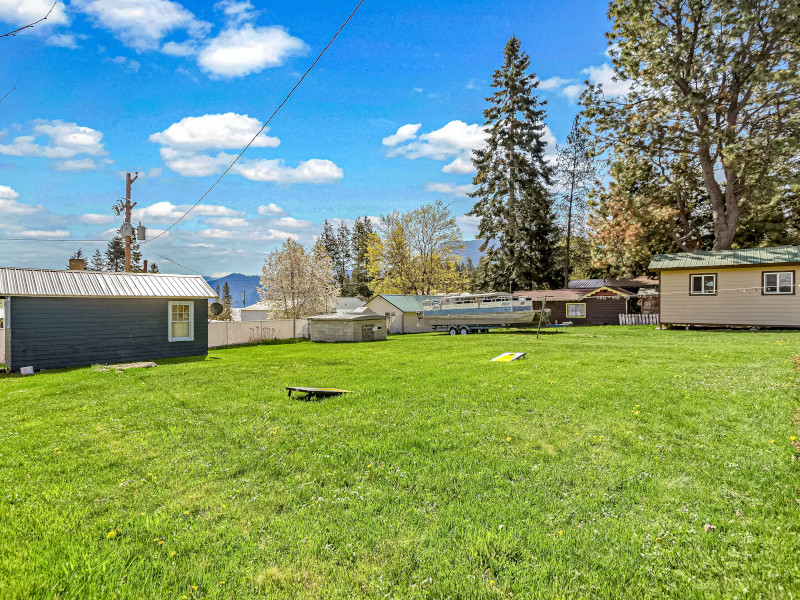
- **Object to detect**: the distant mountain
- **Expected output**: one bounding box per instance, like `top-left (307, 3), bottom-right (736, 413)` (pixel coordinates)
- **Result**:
top-left (205, 273), bottom-right (260, 307)
top-left (459, 239), bottom-right (486, 264)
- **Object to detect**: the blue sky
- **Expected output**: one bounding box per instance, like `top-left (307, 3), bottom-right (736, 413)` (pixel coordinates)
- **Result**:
top-left (0, 0), bottom-right (618, 276)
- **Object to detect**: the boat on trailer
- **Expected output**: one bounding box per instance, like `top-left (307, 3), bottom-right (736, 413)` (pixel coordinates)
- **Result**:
top-left (417, 292), bottom-right (537, 334)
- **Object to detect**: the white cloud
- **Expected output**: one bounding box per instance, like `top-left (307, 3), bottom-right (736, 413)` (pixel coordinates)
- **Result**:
top-left (197, 24), bottom-right (306, 78)
top-left (583, 63), bottom-right (632, 96)
top-left (233, 158), bottom-right (343, 184)
top-left (539, 76), bottom-right (571, 91)
top-left (161, 39), bottom-right (197, 56)
top-left (158, 148), bottom-right (233, 177)
top-left (147, 167), bottom-right (162, 177)
top-left (149, 113), bottom-right (279, 152)
top-left (19, 229), bottom-right (70, 238)
top-left (47, 33), bottom-right (83, 48)
top-left (425, 182), bottom-right (474, 197)
top-left (269, 216), bottom-right (314, 229)
top-left (214, 0), bottom-right (258, 24)
top-left (0, 0), bottom-right (69, 28)
top-left (465, 78), bottom-right (481, 90)
top-left (562, 84), bottom-right (584, 101)
top-left (133, 201), bottom-right (244, 223)
top-left (412, 87), bottom-right (423, 93)
top-left (106, 55), bottom-right (141, 72)
top-left (390, 120), bottom-right (488, 161)
top-left (74, 0), bottom-right (210, 51)
top-left (382, 123), bottom-right (421, 147)
top-left (456, 214), bottom-right (480, 237)
top-left (0, 185), bottom-right (43, 215)
top-left (441, 156), bottom-right (475, 175)
top-left (200, 227), bottom-right (297, 241)
top-left (152, 114), bottom-right (341, 183)
top-left (55, 157), bottom-right (113, 171)
top-left (0, 120), bottom-right (110, 169)
top-left (257, 203), bottom-right (286, 216)
top-left (80, 213), bottom-right (115, 225)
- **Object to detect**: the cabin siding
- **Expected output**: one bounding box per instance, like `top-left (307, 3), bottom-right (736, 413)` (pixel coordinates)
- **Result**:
top-left (660, 266), bottom-right (800, 326)
top-left (8, 297), bottom-right (208, 370)
top-left (545, 297), bottom-right (627, 325)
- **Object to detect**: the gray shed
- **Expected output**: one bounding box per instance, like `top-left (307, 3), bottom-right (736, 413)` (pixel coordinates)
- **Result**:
top-left (307, 307), bottom-right (388, 342)
top-left (0, 267), bottom-right (216, 372)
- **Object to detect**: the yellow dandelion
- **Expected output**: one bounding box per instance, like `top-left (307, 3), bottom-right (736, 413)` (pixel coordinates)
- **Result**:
top-left (170, 551), bottom-right (176, 557)
top-left (158, 541), bottom-right (164, 546)
top-left (506, 437), bottom-right (511, 442)
top-left (791, 436), bottom-right (797, 441)
top-left (183, 510), bottom-right (189, 514)
top-left (771, 440), bottom-right (775, 444)
top-left (107, 530), bottom-right (116, 539)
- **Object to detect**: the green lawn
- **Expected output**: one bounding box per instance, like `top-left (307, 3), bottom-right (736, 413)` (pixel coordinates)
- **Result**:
top-left (1, 327), bottom-right (798, 599)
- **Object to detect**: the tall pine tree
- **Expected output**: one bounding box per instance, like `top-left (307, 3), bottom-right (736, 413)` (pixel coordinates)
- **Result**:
top-left (351, 216), bottom-right (375, 297)
top-left (469, 36), bottom-right (559, 291)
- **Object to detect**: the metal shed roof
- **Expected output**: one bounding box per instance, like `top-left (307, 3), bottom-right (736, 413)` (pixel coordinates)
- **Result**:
top-left (0, 267), bottom-right (216, 298)
top-left (370, 294), bottom-right (439, 312)
top-left (649, 246), bottom-right (800, 271)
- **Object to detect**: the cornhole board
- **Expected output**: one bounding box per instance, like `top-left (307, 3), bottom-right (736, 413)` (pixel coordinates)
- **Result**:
top-left (286, 386), bottom-right (350, 399)
top-left (490, 352), bottom-right (526, 362)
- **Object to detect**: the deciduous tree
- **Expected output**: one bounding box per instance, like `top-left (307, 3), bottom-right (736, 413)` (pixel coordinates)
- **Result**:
top-left (259, 239), bottom-right (338, 318)
top-left (583, 0), bottom-right (800, 251)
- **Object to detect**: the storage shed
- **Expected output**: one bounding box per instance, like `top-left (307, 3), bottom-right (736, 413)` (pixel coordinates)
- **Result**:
top-left (649, 245), bottom-right (800, 328)
top-left (0, 267), bottom-right (216, 372)
top-left (307, 307), bottom-right (388, 342)
top-left (363, 294), bottom-right (438, 333)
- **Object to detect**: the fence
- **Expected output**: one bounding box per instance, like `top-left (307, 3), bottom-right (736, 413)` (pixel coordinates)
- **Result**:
top-left (0, 329), bottom-right (4, 365)
top-left (618, 313), bottom-right (660, 325)
top-left (208, 319), bottom-right (310, 348)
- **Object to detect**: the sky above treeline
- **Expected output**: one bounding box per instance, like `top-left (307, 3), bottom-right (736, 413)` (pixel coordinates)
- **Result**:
top-left (0, 0), bottom-right (619, 276)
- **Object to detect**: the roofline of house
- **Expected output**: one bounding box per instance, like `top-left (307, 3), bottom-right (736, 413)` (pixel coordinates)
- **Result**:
top-left (0, 266), bottom-right (206, 278)
top-left (650, 261), bottom-right (800, 272)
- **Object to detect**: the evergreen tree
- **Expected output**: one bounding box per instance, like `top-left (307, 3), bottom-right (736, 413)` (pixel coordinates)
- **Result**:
top-left (351, 216), bottom-right (375, 297)
top-left (148, 262), bottom-right (159, 273)
top-left (334, 222), bottom-right (351, 289)
top-left (468, 36), bottom-right (559, 291)
top-left (554, 115), bottom-right (595, 286)
top-left (215, 284), bottom-right (220, 300)
top-left (130, 231), bottom-right (143, 272)
top-left (221, 281), bottom-right (233, 320)
top-left (104, 235), bottom-right (125, 272)
top-left (89, 249), bottom-right (105, 271)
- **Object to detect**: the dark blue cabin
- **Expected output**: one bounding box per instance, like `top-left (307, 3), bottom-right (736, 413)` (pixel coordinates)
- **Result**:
top-left (0, 266), bottom-right (215, 372)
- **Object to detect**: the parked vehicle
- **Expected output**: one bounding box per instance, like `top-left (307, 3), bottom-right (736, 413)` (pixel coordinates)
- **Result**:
top-left (416, 292), bottom-right (537, 334)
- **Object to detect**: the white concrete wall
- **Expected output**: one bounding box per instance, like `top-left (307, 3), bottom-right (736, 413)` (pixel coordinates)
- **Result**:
top-left (208, 319), bottom-right (309, 348)
top-left (240, 309), bottom-right (269, 322)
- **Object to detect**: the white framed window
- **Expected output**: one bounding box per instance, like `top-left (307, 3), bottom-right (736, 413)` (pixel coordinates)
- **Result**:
top-left (690, 274), bottom-right (716, 295)
top-left (168, 301), bottom-right (194, 342)
top-left (763, 271), bottom-right (794, 294)
top-left (566, 303), bottom-right (586, 318)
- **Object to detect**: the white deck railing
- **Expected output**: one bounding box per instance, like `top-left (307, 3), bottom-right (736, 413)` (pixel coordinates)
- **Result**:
top-left (618, 313), bottom-right (660, 325)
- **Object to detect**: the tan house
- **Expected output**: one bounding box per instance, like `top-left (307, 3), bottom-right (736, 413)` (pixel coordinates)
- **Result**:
top-left (649, 246), bottom-right (800, 328)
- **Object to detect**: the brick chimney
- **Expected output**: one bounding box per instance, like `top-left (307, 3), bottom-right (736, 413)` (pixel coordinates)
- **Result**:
top-left (68, 258), bottom-right (85, 271)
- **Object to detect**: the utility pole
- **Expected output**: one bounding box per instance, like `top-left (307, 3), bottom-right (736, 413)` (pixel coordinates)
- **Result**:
top-left (124, 172), bottom-right (138, 273)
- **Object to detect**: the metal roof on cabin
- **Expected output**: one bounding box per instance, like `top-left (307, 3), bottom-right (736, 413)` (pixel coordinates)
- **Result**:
top-left (568, 276), bottom-right (658, 289)
top-left (0, 267), bottom-right (216, 298)
top-left (648, 246), bottom-right (800, 271)
top-left (514, 286), bottom-right (634, 301)
top-left (371, 294), bottom-right (439, 312)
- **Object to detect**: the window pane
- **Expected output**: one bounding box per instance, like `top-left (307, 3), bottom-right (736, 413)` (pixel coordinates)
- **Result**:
top-left (172, 321), bottom-right (190, 339)
top-left (703, 276), bottom-right (715, 293)
top-left (764, 273), bottom-right (777, 293)
top-left (779, 272), bottom-right (793, 293)
top-left (692, 276), bottom-right (703, 293)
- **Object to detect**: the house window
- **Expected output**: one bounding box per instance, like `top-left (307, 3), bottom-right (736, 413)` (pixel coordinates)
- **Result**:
top-left (168, 301), bottom-right (194, 342)
top-left (566, 303), bottom-right (586, 318)
top-left (690, 274), bottom-right (716, 295)
top-left (763, 271), bottom-right (794, 294)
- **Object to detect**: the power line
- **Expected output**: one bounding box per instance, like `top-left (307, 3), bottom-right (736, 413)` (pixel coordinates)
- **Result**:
top-left (0, 238), bottom-right (109, 242)
top-left (145, 0), bottom-right (366, 245)
top-left (141, 247), bottom-right (211, 279)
